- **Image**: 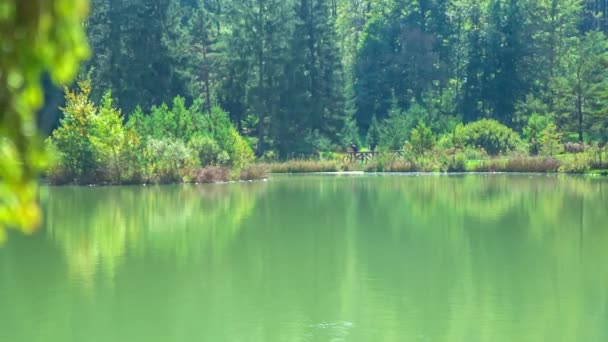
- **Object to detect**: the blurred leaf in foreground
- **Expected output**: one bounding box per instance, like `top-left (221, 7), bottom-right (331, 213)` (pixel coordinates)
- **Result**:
top-left (0, 0), bottom-right (90, 240)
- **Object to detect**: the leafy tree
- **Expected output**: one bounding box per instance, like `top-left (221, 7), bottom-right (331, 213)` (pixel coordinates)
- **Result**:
top-left (552, 31), bottom-right (608, 143)
top-left (50, 80), bottom-right (99, 182)
top-left (539, 122), bottom-right (563, 156)
top-left (523, 113), bottom-right (551, 155)
top-left (411, 122), bottom-right (435, 156)
top-left (92, 91), bottom-right (125, 181)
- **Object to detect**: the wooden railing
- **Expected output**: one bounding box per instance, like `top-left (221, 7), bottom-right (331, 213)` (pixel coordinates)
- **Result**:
top-left (343, 151), bottom-right (404, 163)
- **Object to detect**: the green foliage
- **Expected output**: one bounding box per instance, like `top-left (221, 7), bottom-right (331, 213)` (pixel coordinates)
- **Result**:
top-left (188, 135), bottom-right (224, 167)
top-left (449, 153), bottom-right (468, 172)
top-left (559, 153), bottom-right (592, 174)
top-left (523, 114), bottom-right (551, 155)
top-left (50, 80), bottom-right (99, 182)
top-left (49, 82), bottom-right (255, 184)
top-left (379, 99), bottom-right (415, 150)
top-left (366, 115), bottom-right (381, 151)
top-left (410, 122), bottom-right (435, 156)
top-left (92, 91), bottom-right (125, 181)
top-left (539, 123), bottom-right (563, 156)
top-left (458, 119), bottom-right (523, 156)
top-left (0, 0), bottom-right (90, 236)
top-left (144, 138), bottom-right (198, 183)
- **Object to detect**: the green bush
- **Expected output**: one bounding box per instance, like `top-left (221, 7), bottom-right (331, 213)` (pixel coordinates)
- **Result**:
top-left (558, 153), bottom-right (591, 173)
top-left (91, 91), bottom-right (125, 183)
top-left (523, 113), bottom-right (549, 155)
top-left (366, 115), bottom-right (381, 151)
top-left (50, 80), bottom-right (99, 182)
top-left (539, 123), bottom-right (563, 156)
top-left (448, 152), bottom-right (468, 172)
top-left (188, 135), bottom-right (223, 166)
top-left (458, 119), bottom-right (523, 155)
top-left (410, 122), bottom-right (435, 156)
top-left (144, 138), bottom-right (199, 183)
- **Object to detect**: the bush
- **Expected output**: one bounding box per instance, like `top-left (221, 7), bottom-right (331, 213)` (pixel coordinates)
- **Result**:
top-left (410, 122), bottom-right (435, 156)
top-left (523, 113), bottom-right (550, 155)
top-left (144, 138), bottom-right (199, 183)
top-left (463, 146), bottom-right (489, 160)
top-left (559, 153), bottom-right (591, 173)
top-left (539, 123), bottom-right (563, 156)
top-left (50, 79), bottom-right (99, 182)
top-left (91, 91), bottom-right (126, 183)
top-left (458, 119), bottom-right (523, 155)
top-left (448, 153), bottom-right (467, 172)
top-left (188, 135), bottom-right (224, 166)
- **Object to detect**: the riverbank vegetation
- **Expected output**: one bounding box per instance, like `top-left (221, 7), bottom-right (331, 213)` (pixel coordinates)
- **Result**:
top-left (264, 117), bottom-right (607, 174)
top-left (46, 80), bottom-right (266, 185)
top-left (32, 0), bottom-right (608, 183)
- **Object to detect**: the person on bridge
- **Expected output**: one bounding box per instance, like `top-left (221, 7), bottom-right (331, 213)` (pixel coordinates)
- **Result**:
top-left (350, 142), bottom-right (359, 154)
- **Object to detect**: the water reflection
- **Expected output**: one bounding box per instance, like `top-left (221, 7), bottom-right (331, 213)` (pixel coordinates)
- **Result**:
top-left (42, 182), bottom-right (268, 287)
top-left (1, 175), bottom-right (607, 342)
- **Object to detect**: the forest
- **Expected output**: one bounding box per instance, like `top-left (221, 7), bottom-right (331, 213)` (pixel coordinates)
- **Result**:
top-left (30, 0), bottom-right (608, 184)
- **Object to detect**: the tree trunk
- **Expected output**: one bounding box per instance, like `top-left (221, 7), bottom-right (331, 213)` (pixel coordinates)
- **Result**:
top-left (578, 93), bottom-right (584, 143)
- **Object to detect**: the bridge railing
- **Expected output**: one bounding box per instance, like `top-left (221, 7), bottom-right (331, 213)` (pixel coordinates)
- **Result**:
top-left (343, 151), bottom-right (405, 163)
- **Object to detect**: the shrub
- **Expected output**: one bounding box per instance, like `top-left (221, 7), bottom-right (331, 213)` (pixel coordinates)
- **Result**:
top-left (50, 79), bottom-right (99, 182)
top-left (410, 122), bottom-right (435, 156)
top-left (523, 113), bottom-right (550, 155)
top-left (188, 135), bottom-right (223, 166)
top-left (539, 123), bottom-right (563, 156)
top-left (448, 152), bottom-right (467, 172)
top-left (144, 138), bottom-right (199, 183)
top-left (118, 129), bottom-right (146, 184)
top-left (559, 153), bottom-right (591, 173)
top-left (91, 91), bottom-right (125, 183)
top-left (463, 146), bottom-right (489, 161)
top-left (458, 119), bottom-right (523, 155)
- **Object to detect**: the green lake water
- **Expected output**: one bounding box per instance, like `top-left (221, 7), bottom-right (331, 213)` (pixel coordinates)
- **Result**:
top-left (1, 174), bottom-right (608, 342)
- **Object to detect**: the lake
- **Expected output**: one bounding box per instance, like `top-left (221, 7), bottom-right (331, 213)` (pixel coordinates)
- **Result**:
top-left (1, 174), bottom-right (608, 342)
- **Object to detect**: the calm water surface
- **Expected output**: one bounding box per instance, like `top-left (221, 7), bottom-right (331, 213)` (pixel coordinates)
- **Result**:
top-left (1, 175), bottom-right (608, 342)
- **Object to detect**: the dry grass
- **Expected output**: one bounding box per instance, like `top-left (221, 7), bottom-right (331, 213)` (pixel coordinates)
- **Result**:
top-left (194, 167), bottom-right (231, 183)
top-left (472, 157), bottom-right (560, 173)
top-left (239, 164), bottom-right (269, 180)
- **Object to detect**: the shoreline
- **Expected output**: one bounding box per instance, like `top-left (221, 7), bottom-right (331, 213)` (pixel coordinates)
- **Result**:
top-left (41, 170), bottom-right (608, 187)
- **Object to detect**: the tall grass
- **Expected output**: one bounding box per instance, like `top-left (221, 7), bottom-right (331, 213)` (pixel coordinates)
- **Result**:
top-left (471, 157), bottom-right (560, 173)
top-left (265, 160), bottom-right (343, 173)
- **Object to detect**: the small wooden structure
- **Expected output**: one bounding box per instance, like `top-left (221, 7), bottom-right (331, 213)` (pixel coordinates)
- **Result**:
top-left (343, 150), bottom-right (405, 163)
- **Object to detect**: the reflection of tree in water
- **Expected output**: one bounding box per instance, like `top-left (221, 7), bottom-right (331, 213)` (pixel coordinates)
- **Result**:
top-left (42, 183), bottom-right (267, 286)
